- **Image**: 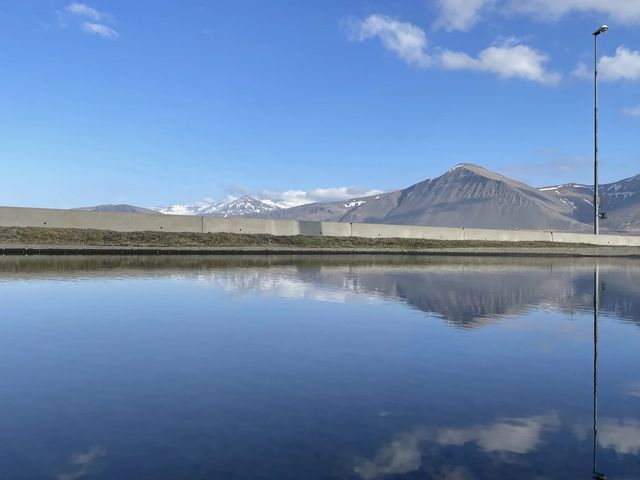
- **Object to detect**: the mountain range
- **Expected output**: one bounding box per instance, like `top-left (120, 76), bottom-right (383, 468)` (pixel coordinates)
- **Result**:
top-left (76, 204), bottom-right (160, 215)
top-left (155, 195), bottom-right (280, 217)
top-left (80, 164), bottom-right (640, 233)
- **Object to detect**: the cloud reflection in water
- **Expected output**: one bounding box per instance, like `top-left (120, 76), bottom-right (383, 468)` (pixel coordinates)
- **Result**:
top-left (56, 446), bottom-right (106, 480)
top-left (354, 414), bottom-right (559, 479)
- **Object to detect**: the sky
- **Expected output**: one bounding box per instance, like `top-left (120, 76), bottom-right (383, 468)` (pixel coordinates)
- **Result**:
top-left (0, 0), bottom-right (639, 209)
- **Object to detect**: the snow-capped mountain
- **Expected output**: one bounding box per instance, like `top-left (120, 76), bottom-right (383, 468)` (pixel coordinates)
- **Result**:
top-left (155, 195), bottom-right (281, 218)
top-left (215, 195), bottom-right (281, 217)
top-left (155, 202), bottom-right (225, 216)
top-left (541, 173), bottom-right (640, 232)
top-left (263, 164), bottom-right (585, 231)
top-left (262, 165), bottom-right (640, 233)
top-left (75, 167), bottom-right (640, 233)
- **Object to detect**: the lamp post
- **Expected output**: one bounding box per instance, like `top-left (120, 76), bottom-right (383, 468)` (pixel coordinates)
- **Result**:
top-left (593, 25), bottom-right (608, 235)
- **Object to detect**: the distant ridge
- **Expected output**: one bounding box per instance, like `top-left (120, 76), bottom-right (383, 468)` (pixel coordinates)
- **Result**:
top-left (155, 195), bottom-right (280, 217)
top-left (263, 163), bottom-right (587, 231)
top-left (215, 195), bottom-right (281, 217)
top-left (77, 164), bottom-right (640, 233)
top-left (75, 204), bottom-right (160, 215)
top-left (542, 174), bottom-right (640, 233)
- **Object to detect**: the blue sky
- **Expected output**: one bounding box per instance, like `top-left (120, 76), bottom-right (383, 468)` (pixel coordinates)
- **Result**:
top-left (1, 0), bottom-right (639, 208)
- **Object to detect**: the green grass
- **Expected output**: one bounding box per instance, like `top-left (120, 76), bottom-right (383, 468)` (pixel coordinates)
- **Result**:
top-left (0, 226), bottom-right (595, 249)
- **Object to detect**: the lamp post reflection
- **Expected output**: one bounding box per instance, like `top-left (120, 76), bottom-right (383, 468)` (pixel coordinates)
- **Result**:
top-left (593, 264), bottom-right (607, 480)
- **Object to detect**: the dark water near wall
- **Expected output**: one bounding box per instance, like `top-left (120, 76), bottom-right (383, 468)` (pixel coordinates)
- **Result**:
top-left (1, 255), bottom-right (639, 480)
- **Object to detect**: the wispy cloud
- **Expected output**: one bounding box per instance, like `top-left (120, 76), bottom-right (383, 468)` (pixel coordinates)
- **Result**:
top-left (504, 155), bottom-right (592, 186)
top-left (506, 0), bottom-right (640, 24)
top-left (571, 62), bottom-right (590, 79)
top-left (434, 0), bottom-right (495, 32)
top-left (259, 186), bottom-right (385, 208)
top-left (354, 413), bottom-right (559, 479)
top-left (82, 22), bottom-right (119, 39)
top-left (347, 15), bottom-right (431, 68)
top-left (162, 185), bottom-right (387, 213)
top-left (355, 429), bottom-right (424, 479)
top-left (441, 40), bottom-right (562, 85)
top-left (61, 3), bottom-right (118, 39)
top-left (57, 446), bottom-right (106, 480)
top-left (623, 381), bottom-right (640, 396)
top-left (65, 2), bottom-right (104, 21)
top-left (436, 413), bottom-right (560, 454)
top-left (347, 15), bottom-right (561, 85)
top-left (623, 106), bottom-right (640, 118)
top-left (432, 0), bottom-right (640, 32)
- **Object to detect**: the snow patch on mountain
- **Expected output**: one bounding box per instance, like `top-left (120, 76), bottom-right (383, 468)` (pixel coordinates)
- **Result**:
top-left (155, 195), bottom-right (281, 218)
top-left (216, 195), bottom-right (281, 217)
top-left (155, 202), bottom-right (224, 216)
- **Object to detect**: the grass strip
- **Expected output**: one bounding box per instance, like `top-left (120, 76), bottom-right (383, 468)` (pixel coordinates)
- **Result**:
top-left (0, 226), bottom-right (595, 249)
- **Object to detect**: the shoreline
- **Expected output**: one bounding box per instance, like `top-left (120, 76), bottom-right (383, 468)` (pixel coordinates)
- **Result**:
top-left (3, 244), bottom-right (640, 257)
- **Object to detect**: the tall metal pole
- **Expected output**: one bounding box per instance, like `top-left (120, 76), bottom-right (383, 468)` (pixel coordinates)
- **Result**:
top-left (594, 33), bottom-right (600, 235)
top-left (592, 25), bottom-right (608, 235)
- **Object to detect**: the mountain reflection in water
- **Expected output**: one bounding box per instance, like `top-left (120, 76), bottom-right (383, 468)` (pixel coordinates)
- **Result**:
top-left (3, 255), bottom-right (638, 327)
top-left (1, 255), bottom-right (639, 479)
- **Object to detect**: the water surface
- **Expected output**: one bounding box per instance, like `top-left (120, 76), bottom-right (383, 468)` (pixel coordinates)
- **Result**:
top-left (1, 255), bottom-right (639, 479)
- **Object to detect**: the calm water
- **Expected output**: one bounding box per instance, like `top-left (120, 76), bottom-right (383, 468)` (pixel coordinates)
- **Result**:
top-left (1, 255), bottom-right (639, 480)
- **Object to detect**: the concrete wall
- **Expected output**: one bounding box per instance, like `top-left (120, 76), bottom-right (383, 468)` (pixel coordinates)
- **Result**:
top-left (2, 205), bottom-right (640, 247)
top-left (463, 228), bottom-right (553, 243)
top-left (351, 223), bottom-right (465, 241)
top-left (202, 217), bottom-right (301, 236)
top-left (0, 206), bottom-right (202, 233)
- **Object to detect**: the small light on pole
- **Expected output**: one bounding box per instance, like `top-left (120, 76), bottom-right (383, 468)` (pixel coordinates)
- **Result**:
top-left (592, 25), bottom-right (608, 235)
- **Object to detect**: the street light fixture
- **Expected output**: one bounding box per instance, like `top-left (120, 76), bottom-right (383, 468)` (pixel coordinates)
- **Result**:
top-left (593, 25), bottom-right (608, 235)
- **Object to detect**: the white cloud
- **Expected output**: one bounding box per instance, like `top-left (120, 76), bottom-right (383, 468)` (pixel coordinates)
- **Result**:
top-left (599, 47), bottom-right (640, 81)
top-left (65, 2), bottom-right (104, 21)
top-left (57, 446), bottom-right (106, 480)
top-left (436, 413), bottom-right (560, 454)
top-left (506, 0), bottom-right (640, 24)
top-left (260, 186), bottom-right (385, 208)
top-left (159, 186), bottom-right (386, 214)
top-left (81, 22), bottom-right (119, 39)
top-left (435, 0), bottom-right (640, 28)
top-left (623, 106), bottom-right (640, 118)
top-left (347, 14), bottom-right (431, 68)
top-left (354, 414), bottom-right (559, 479)
top-left (572, 62), bottom-right (590, 79)
top-left (348, 15), bottom-right (560, 85)
top-left (598, 418), bottom-right (640, 455)
top-left (440, 42), bottom-right (562, 85)
top-left (60, 3), bottom-right (118, 39)
top-left (434, 0), bottom-right (495, 32)
top-left (574, 417), bottom-right (640, 456)
top-left (355, 429), bottom-right (427, 480)
top-left (574, 47), bottom-right (640, 82)
top-left (195, 271), bottom-right (368, 305)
